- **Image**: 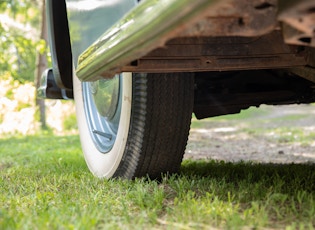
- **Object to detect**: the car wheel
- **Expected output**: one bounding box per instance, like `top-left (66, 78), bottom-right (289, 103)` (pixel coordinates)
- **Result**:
top-left (73, 72), bottom-right (194, 179)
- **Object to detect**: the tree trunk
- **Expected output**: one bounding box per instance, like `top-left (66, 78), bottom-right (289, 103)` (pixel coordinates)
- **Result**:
top-left (34, 0), bottom-right (48, 129)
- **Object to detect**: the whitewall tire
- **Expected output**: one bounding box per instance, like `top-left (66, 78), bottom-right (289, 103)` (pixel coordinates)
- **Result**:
top-left (74, 72), bottom-right (194, 179)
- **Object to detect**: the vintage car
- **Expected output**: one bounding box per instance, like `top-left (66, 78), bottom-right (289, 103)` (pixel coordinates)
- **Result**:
top-left (39, 0), bottom-right (315, 179)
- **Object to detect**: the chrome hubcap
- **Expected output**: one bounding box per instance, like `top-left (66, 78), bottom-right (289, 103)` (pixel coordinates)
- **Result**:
top-left (83, 75), bottom-right (121, 153)
top-left (89, 76), bottom-right (120, 120)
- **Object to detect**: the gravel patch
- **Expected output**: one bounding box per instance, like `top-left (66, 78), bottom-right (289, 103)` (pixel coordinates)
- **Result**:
top-left (185, 104), bottom-right (315, 163)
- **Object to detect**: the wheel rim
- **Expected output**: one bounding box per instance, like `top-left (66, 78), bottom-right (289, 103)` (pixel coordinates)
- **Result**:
top-left (82, 75), bottom-right (121, 153)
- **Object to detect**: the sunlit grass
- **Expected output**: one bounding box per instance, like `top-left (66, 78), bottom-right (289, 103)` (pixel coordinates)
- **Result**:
top-left (1, 135), bottom-right (315, 229)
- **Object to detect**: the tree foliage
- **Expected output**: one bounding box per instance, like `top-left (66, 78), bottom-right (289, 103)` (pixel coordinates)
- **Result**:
top-left (0, 0), bottom-right (44, 83)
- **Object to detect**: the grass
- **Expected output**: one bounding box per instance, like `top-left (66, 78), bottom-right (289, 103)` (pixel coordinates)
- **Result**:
top-left (1, 134), bottom-right (315, 229)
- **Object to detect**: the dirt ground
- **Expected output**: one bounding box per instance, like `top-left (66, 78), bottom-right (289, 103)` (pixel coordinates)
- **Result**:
top-left (185, 104), bottom-right (315, 164)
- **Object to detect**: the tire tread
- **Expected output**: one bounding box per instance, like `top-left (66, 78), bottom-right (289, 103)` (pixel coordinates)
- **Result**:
top-left (114, 73), bottom-right (194, 179)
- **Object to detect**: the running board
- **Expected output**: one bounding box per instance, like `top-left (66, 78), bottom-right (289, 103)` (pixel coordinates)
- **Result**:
top-left (76, 0), bottom-right (221, 81)
top-left (76, 0), bottom-right (315, 82)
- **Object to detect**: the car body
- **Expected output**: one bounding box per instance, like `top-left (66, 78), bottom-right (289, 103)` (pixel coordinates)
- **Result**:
top-left (40, 0), bottom-right (315, 178)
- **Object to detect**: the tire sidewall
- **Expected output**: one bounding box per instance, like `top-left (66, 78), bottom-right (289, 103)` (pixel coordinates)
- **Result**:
top-left (73, 73), bottom-right (132, 178)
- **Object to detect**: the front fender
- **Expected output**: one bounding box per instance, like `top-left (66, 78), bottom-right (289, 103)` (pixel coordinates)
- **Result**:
top-left (46, 0), bottom-right (73, 90)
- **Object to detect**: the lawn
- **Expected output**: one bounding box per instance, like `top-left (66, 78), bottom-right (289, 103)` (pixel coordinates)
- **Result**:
top-left (1, 132), bottom-right (315, 229)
